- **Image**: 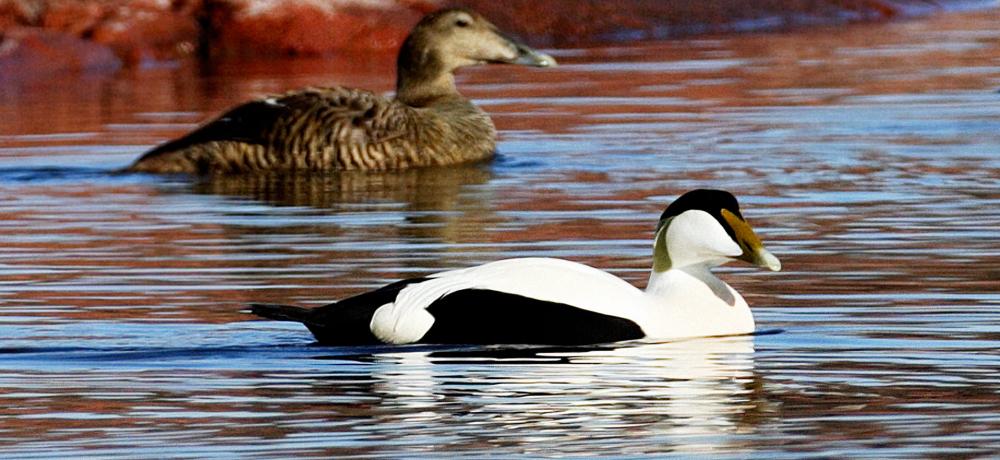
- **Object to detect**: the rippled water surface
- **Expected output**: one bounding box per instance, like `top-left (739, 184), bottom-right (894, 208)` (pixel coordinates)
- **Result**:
top-left (2, 9), bottom-right (1000, 459)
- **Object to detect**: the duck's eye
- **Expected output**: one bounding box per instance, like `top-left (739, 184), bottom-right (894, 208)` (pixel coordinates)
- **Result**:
top-left (455, 19), bottom-right (470, 27)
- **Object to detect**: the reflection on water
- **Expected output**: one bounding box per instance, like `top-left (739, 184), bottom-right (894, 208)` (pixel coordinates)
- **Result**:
top-left (187, 165), bottom-right (493, 210)
top-left (0, 335), bottom-right (762, 457)
top-left (365, 337), bottom-right (761, 456)
top-left (1, 7), bottom-right (1000, 459)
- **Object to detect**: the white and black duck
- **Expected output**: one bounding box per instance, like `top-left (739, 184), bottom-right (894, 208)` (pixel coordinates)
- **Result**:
top-left (251, 189), bottom-right (782, 345)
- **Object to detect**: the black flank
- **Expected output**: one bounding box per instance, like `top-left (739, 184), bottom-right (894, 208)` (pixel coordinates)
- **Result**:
top-left (422, 289), bottom-right (645, 345)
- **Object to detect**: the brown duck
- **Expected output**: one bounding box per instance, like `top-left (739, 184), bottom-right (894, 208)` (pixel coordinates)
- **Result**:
top-left (126, 8), bottom-right (556, 174)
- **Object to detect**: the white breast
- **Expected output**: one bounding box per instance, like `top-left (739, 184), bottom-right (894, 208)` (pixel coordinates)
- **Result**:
top-left (641, 267), bottom-right (755, 339)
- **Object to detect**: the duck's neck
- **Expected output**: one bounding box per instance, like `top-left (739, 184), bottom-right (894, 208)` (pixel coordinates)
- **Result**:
top-left (646, 264), bottom-right (736, 306)
top-left (648, 219), bottom-right (736, 302)
top-left (395, 43), bottom-right (460, 107)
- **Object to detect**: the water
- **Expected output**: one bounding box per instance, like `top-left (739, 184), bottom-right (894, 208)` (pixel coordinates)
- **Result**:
top-left (2, 9), bottom-right (1000, 458)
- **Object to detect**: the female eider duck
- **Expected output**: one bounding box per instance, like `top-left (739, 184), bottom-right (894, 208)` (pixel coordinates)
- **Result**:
top-left (126, 8), bottom-right (555, 174)
top-left (251, 189), bottom-right (782, 345)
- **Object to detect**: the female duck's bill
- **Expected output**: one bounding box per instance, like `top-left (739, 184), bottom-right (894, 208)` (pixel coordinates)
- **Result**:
top-left (251, 189), bottom-right (782, 346)
top-left (126, 8), bottom-right (556, 174)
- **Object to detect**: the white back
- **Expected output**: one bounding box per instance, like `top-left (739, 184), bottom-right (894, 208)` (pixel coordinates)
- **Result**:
top-left (370, 257), bottom-right (648, 343)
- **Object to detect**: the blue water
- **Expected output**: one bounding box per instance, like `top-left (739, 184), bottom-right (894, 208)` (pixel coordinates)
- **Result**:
top-left (1, 8), bottom-right (999, 459)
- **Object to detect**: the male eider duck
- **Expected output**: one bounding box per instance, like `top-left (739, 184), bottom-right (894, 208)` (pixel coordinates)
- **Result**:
top-left (126, 8), bottom-right (556, 174)
top-left (251, 189), bottom-right (782, 345)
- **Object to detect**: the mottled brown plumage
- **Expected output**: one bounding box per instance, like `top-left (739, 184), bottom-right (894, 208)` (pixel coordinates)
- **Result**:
top-left (127, 9), bottom-right (555, 174)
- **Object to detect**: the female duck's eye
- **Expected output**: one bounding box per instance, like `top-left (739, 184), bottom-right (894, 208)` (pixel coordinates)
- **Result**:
top-left (455, 19), bottom-right (469, 27)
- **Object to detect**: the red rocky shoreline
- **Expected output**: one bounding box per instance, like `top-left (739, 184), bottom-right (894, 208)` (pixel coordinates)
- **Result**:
top-left (0, 0), bottom-right (991, 80)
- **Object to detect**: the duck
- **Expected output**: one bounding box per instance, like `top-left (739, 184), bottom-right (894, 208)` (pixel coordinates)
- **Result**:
top-left (126, 8), bottom-right (556, 174)
top-left (250, 189), bottom-right (782, 345)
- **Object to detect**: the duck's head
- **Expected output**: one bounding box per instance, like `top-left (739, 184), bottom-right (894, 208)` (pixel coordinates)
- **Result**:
top-left (652, 189), bottom-right (781, 273)
top-left (396, 8), bottom-right (556, 103)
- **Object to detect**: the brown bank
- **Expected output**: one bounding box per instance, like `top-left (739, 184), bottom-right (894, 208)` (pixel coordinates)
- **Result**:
top-left (0, 0), bottom-right (986, 82)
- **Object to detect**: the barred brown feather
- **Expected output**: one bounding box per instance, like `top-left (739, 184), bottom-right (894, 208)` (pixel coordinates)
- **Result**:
top-left (128, 87), bottom-right (496, 174)
top-left (125, 8), bottom-right (554, 174)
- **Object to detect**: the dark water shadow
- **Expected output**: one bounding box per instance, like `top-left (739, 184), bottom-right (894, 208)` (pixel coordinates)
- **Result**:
top-left (0, 166), bottom-right (122, 183)
top-left (0, 161), bottom-right (493, 205)
top-left (339, 328), bottom-right (783, 362)
top-left (491, 151), bottom-right (544, 170)
top-left (0, 341), bottom-right (615, 365)
top-left (0, 329), bottom-right (781, 366)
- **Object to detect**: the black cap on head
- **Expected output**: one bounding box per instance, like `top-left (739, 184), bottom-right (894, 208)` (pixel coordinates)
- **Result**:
top-left (658, 189), bottom-right (744, 241)
top-left (661, 189), bottom-right (743, 220)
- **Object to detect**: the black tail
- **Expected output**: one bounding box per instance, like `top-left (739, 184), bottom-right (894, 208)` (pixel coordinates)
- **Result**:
top-left (250, 303), bottom-right (312, 323)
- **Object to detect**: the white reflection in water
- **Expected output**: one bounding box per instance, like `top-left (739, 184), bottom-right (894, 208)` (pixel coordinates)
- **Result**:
top-left (369, 337), bottom-right (756, 454)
